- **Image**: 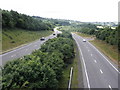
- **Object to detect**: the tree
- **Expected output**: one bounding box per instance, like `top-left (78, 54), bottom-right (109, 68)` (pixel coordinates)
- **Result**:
top-left (2, 54), bottom-right (58, 89)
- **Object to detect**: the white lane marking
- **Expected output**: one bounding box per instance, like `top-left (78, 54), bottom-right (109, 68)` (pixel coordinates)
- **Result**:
top-left (108, 85), bottom-right (112, 90)
top-left (11, 54), bottom-right (16, 57)
top-left (100, 69), bottom-right (103, 74)
top-left (94, 60), bottom-right (97, 63)
top-left (87, 41), bottom-right (120, 73)
top-left (74, 33), bottom-right (120, 73)
top-left (74, 36), bottom-right (90, 89)
top-left (91, 54), bottom-right (93, 56)
top-left (34, 45), bottom-right (37, 47)
top-left (88, 49), bottom-right (90, 52)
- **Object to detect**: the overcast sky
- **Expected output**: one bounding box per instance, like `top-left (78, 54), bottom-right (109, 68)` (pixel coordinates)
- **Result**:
top-left (0, 0), bottom-right (119, 22)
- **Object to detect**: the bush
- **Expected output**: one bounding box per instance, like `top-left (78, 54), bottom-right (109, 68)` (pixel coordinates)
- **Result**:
top-left (2, 31), bottom-right (75, 89)
top-left (40, 37), bottom-right (74, 64)
top-left (57, 30), bottom-right (72, 39)
top-left (2, 54), bottom-right (59, 89)
top-left (96, 27), bottom-right (118, 46)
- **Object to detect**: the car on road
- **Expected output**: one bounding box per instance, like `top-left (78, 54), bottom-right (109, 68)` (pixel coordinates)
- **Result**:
top-left (53, 33), bottom-right (56, 35)
top-left (83, 39), bottom-right (86, 42)
top-left (40, 37), bottom-right (45, 41)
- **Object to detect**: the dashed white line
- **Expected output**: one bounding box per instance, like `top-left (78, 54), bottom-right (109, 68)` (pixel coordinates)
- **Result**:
top-left (94, 60), bottom-right (97, 63)
top-left (75, 34), bottom-right (119, 73)
top-left (108, 85), bottom-right (112, 90)
top-left (100, 69), bottom-right (103, 74)
top-left (88, 49), bottom-right (90, 52)
top-left (87, 41), bottom-right (120, 73)
top-left (11, 54), bottom-right (16, 57)
top-left (91, 54), bottom-right (93, 56)
top-left (34, 45), bottom-right (37, 47)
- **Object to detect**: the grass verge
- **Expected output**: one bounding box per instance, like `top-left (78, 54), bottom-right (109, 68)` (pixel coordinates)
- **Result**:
top-left (71, 41), bottom-right (84, 88)
top-left (58, 40), bottom-right (84, 88)
top-left (90, 39), bottom-right (119, 65)
top-left (2, 29), bottom-right (53, 53)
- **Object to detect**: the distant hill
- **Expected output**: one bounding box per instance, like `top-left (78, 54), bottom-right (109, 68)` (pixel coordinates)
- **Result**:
top-left (2, 9), bottom-right (54, 31)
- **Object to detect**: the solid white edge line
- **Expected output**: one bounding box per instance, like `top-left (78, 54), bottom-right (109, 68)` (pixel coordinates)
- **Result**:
top-left (68, 67), bottom-right (73, 90)
top-left (87, 41), bottom-right (120, 74)
top-left (75, 33), bottom-right (119, 73)
top-left (100, 69), bottom-right (103, 74)
top-left (73, 35), bottom-right (90, 89)
top-left (2, 42), bottom-right (33, 56)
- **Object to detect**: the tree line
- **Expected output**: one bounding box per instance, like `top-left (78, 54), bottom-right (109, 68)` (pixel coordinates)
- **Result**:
top-left (2, 9), bottom-right (54, 30)
top-left (2, 32), bottom-right (75, 89)
top-left (96, 27), bottom-right (118, 46)
top-left (67, 23), bottom-right (119, 51)
top-left (78, 25), bottom-right (118, 47)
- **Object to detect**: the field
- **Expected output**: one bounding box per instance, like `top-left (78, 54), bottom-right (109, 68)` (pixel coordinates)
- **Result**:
top-left (2, 29), bottom-right (52, 53)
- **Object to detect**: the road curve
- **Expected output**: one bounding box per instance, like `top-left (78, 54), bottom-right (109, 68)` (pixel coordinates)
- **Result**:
top-left (0, 27), bottom-right (60, 66)
top-left (72, 33), bottom-right (119, 89)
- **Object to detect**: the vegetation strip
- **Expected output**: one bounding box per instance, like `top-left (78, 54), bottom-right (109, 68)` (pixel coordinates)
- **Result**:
top-left (2, 31), bottom-right (75, 89)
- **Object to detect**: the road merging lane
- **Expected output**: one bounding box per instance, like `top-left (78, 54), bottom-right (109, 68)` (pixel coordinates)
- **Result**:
top-left (72, 33), bottom-right (119, 89)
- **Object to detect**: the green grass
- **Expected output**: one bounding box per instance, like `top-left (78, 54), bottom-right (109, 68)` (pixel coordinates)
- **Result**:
top-left (71, 42), bottom-right (79, 88)
top-left (2, 29), bottom-right (53, 52)
top-left (58, 64), bottom-right (72, 88)
top-left (58, 41), bottom-right (79, 88)
top-left (90, 39), bottom-right (119, 64)
top-left (59, 26), bottom-right (72, 31)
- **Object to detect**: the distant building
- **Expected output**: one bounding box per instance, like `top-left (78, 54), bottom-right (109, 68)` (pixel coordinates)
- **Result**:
top-left (111, 27), bottom-right (116, 29)
top-left (97, 26), bottom-right (104, 29)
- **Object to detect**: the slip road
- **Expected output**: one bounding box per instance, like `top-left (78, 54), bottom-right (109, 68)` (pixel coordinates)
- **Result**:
top-left (72, 33), bottom-right (119, 89)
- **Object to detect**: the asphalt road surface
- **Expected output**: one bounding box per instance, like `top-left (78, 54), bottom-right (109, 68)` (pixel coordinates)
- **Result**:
top-left (0, 27), bottom-right (60, 66)
top-left (72, 33), bottom-right (119, 89)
